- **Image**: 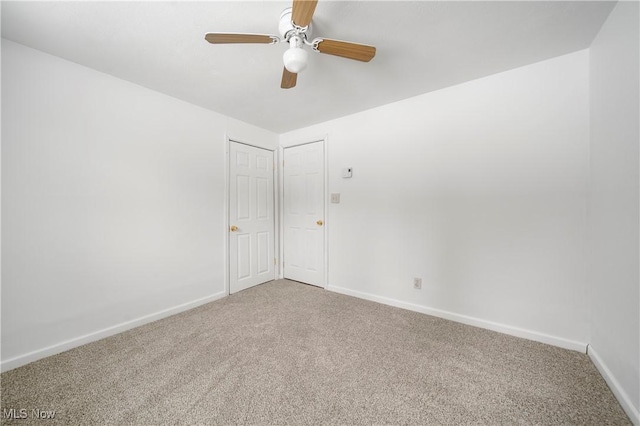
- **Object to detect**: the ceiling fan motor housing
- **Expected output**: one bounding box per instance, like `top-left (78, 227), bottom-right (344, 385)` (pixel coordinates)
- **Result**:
top-left (279, 7), bottom-right (312, 41)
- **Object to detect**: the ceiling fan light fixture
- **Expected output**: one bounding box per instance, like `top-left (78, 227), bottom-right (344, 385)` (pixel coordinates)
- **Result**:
top-left (283, 36), bottom-right (308, 73)
top-left (283, 46), bottom-right (308, 73)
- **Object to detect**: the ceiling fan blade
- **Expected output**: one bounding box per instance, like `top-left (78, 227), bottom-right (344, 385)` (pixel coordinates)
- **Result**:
top-left (292, 0), bottom-right (318, 27)
top-left (205, 33), bottom-right (278, 44)
top-left (315, 38), bottom-right (376, 62)
top-left (281, 67), bottom-right (297, 89)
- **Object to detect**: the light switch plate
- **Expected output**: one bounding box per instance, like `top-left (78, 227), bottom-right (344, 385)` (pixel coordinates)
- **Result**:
top-left (331, 193), bottom-right (340, 203)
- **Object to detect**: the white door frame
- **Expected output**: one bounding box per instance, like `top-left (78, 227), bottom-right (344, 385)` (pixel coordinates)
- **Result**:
top-left (225, 136), bottom-right (279, 296)
top-left (279, 135), bottom-right (329, 288)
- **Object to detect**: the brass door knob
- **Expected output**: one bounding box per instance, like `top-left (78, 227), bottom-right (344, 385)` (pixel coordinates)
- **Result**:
top-left (230, 225), bottom-right (238, 232)
top-left (316, 220), bottom-right (323, 226)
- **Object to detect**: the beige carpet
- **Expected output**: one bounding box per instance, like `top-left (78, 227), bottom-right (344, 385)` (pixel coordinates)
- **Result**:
top-left (1, 279), bottom-right (630, 425)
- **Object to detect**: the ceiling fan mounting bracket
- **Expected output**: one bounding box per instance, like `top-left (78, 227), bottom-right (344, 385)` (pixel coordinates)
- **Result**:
top-left (309, 38), bottom-right (323, 52)
top-left (292, 23), bottom-right (309, 35)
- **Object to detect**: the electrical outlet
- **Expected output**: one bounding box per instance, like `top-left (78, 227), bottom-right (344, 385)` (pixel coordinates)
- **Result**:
top-left (413, 278), bottom-right (422, 290)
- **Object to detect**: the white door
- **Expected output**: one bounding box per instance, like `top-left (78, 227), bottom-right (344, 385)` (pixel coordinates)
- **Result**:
top-left (283, 141), bottom-right (325, 287)
top-left (229, 142), bottom-right (275, 294)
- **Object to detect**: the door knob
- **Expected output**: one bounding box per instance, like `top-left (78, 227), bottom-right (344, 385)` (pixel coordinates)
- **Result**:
top-left (316, 220), bottom-right (323, 226)
top-left (230, 225), bottom-right (238, 232)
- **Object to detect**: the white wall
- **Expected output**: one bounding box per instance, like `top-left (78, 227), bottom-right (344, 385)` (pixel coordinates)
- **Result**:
top-left (588, 1), bottom-right (640, 422)
top-left (1, 39), bottom-right (277, 369)
top-left (281, 50), bottom-right (590, 351)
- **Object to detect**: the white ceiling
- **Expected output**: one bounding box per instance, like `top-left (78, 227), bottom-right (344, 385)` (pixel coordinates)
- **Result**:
top-left (2, 1), bottom-right (615, 133)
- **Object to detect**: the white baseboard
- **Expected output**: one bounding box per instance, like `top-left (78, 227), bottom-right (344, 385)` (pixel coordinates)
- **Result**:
top-left (588, 345), bottom-right (640, 425)
top-left (327, 285), bottom-right (588, 353)
top-left (1, 291), bottom-right (227, 373)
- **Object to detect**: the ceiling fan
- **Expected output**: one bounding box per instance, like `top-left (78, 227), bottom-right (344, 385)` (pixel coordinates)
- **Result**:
top-left (204, 0), bottom-right (376, 89)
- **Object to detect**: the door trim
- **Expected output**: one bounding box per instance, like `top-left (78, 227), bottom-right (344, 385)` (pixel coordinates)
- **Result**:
top-left (279, 135), bottom-right (329, 289)
top-left (225, 136), bottom-right (279, 296)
